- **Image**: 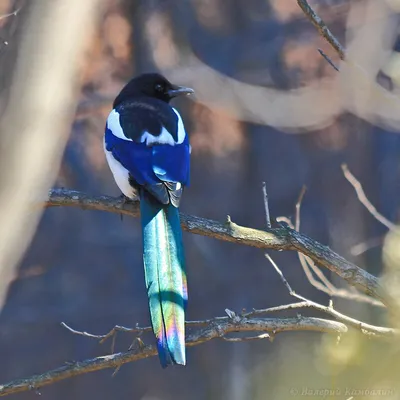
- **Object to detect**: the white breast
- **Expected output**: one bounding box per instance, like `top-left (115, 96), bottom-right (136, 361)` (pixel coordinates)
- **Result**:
top-left (103, 139), bottom-right (136, 199)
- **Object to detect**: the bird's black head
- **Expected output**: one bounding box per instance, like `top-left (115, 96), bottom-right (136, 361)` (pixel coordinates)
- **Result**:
top-left (113, 73), bottom-right (194, 107)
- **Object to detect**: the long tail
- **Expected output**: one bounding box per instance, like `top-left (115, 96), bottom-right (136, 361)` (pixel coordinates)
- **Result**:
top-left (140, 190), bottom-right (187, 368)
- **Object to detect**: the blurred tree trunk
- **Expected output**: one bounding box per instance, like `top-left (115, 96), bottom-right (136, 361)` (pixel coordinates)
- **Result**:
top-left (0, 0), bottom-right (102, 308)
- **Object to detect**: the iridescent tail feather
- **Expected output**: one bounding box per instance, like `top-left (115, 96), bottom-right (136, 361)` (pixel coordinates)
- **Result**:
top-left (140, 191), bottom-right (187, 367)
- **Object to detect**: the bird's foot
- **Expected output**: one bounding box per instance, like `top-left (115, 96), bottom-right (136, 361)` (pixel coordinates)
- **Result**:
top-left (119, 193), bottom-right (139, 204)
top-left (118, 193), bottom-right (130, 204)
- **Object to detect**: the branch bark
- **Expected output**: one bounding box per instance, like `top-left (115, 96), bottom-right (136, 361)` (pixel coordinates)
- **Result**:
top-left (46, 189), bottom-right (386, 304)
top-left (297, 0), bottom-right (345, 60)
top-left (0, 316), bottom-right (346, 397)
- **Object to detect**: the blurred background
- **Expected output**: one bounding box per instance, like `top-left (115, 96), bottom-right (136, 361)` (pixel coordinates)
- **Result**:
top-left (1, 0), bottom-right (400, 399)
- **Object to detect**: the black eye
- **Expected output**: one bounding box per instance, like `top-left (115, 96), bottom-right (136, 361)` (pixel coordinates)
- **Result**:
top-left (155, 84), bottom-right (164, 92)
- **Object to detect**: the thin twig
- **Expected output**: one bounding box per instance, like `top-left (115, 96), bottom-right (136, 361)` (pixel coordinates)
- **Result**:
top-left (299, 252), bottom-right (336, 292)
top-left (297, 0), bottom-right (345, 60)
top-left (0, 6), bottom-right (22, 21)
top-left (342, 164), bottom-right (399, 232)
top-left (262, 182), bottom-right (271, 229)
top-left (60, 322), bottom-right (105, 339)
top-left (245, 302), bottom-right (396, 338)
top-left (279, 207), bottom-right (384, 307)
top-left (294, 185), bottom-right (337, 292)
top-left (45, 189), bottom-right (386, 304)
top-left (351, 236), bottom-right (384, 256)
top-left (299, 251), bottom-right (383, 307)
top-left (318, 48), bottom-right (340, 71)
top-left (295, 185), bottom-right (307, 232)
top-left (262, 256), bottom-right (394, 338)
top-left (262, 182), bottom-right (276, 300)
top-left (61, 322), bottom-right (150, 343)
top-left (265, 253), bottom-right (294, 295)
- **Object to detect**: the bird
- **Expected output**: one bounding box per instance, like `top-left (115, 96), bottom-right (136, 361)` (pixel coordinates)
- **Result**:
top-left (103, 73), bottom-right (193, 367)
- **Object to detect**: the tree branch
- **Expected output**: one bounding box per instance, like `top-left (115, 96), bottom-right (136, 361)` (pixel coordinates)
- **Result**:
top-left (248, 301), bottom-right (396, 338)
top-left (261, 253), bottom-right (395, 338)
top-left (0, 5), bottom-right (22, 21)
top-left (297, 0), bottom-right (345, 60)
top-left (278, 196), bottom-right (384, 308)
top-left (0, 316), bottom-right (346, 397)
top-left (317, 48), bottom-right (340, 71)
top-left (342, 164), bottom-right (399, 233)
top-left (46, 189), bottom-right (386, 304)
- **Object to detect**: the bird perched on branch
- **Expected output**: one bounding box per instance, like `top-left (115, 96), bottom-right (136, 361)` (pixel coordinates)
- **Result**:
top-left (104, 73), bottom-right (193, 367)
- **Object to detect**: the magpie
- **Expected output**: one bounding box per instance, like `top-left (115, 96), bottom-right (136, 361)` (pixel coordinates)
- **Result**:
top-left (104, 73), bottom-right (193, 367)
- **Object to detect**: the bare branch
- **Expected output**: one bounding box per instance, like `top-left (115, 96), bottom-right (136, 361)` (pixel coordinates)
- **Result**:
top-left (0, 316), bottom-right (346, 397)
top-left (342, 164), bottom-right (399, 232)
top-left (61, 322), bottom-right (152, 345)
top-left (293, 186), bottom-right (338, 294)
top-left (0, 6), bottom-right (22, 21)
top-left (262, 181), bottom-right (271, 229)
top-left (351, 236), bottom-right (384, 256)
top-left (298, 239), bottom-right (383, 306)
top-left (261, 254), bottom-right (394, 338)
top-left (60, 322), bottom-right (105, 339)
top-left (293, 186), bottom-right (337, 295)
top-left (247, 302), bottom-right (396, 338)
top-left (317, 48), bottom-right (340, 71)
top-left (297, 0), bottom-right (345, 60)
top-left (299, 252), bottom-right (334, 290)
top-left (295, 185), bottom-right (307, 232)
top-left (278, 202), bottom-right (384, 307)
top-left (45, 189), bottom-right (385, 304)
top-left (265, 253), bottom-right (294, 295)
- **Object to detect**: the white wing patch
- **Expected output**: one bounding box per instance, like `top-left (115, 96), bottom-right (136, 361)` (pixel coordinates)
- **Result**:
top-left (141, 126), bottom-right (176, 146)
top-left (107, 109), bottom-right (131, 141)
top-left (141, 108), bottom-right (187, 146)
top-left (103, 139), bottom-right (136, 199)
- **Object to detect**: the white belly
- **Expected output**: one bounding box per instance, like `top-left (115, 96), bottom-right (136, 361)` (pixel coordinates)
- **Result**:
top-left (103, 140), bottom-right (136, 199)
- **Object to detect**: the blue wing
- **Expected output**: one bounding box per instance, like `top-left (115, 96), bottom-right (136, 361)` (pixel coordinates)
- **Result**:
top-left (152, 138), bottom-right (190, 185)
top-left (105, 121), bottom-right (190, 206)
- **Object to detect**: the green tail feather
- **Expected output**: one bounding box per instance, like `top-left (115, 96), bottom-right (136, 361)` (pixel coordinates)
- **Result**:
top-left (140, 191), bottom-right (187, 367)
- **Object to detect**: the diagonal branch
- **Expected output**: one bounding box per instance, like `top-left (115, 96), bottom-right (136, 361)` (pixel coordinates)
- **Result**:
top-left (278, 195), bottom-right (384, 308)
top-left (0, 316), bottom-right (346, 397)
top-left (297, 0), bottom-right (345, 60)
top-left (0, 6), bottom-right (22, 21)
top-left (46, 189), bottom-right (386, 304)
top-left (342, 164), bottom-right (399, 233)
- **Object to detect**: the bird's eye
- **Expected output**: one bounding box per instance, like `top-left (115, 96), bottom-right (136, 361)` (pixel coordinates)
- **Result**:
top-left (155, 84), bottom-right (164, 92)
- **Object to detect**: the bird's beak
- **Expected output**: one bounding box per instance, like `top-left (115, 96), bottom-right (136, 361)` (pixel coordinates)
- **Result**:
top-left (167, 85), bottom-right (194, 98)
